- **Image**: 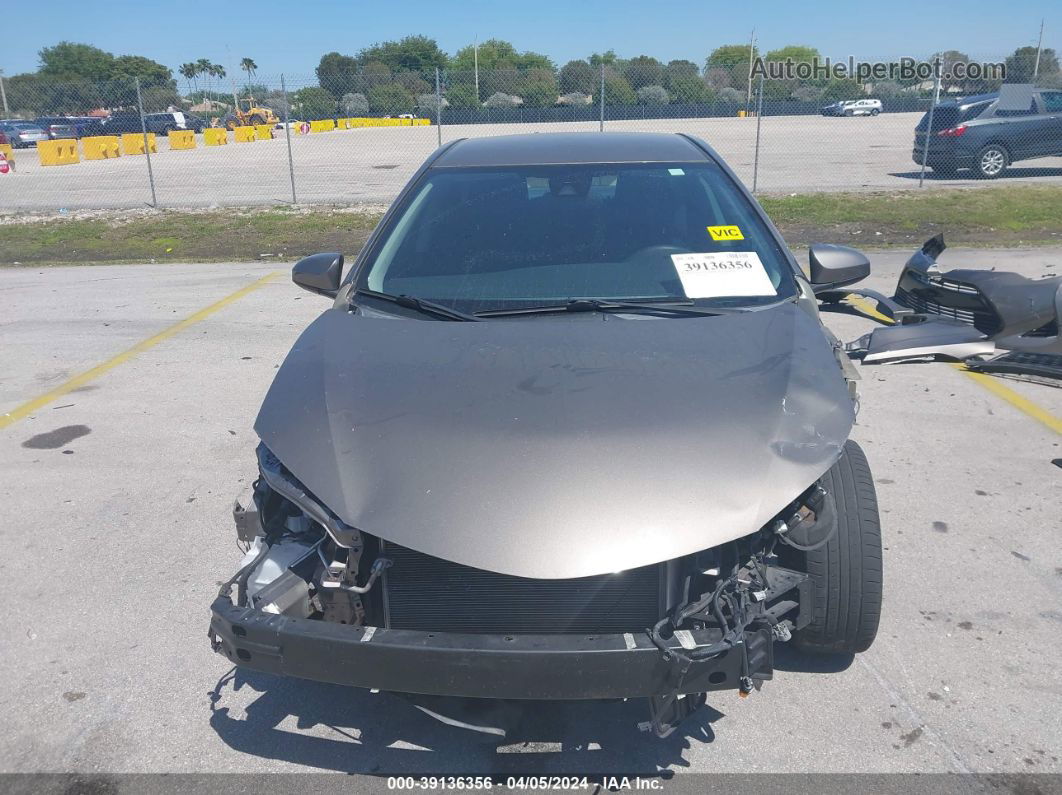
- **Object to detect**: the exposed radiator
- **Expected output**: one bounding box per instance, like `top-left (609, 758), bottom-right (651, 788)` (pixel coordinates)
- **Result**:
top-left (381, 542), bottom-right (663, 634)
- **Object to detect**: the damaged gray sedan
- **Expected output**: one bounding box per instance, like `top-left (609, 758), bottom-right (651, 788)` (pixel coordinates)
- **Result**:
top-left (209, 132), bottom-right (883, 737)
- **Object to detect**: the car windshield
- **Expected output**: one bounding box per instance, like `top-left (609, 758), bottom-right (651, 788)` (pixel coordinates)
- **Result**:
top-left (358, 162), bottom-right (797, 314)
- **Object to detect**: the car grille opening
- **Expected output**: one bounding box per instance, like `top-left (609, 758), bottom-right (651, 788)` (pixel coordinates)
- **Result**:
top-left (380, 542), bottom-right (663, 634)
top-left (895, 282), bottom-right (1002, 336)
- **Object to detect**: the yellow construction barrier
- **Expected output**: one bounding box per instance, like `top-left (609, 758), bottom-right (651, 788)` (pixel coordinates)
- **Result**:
top-left (204, 128), bottom-right (228, 146)
top-left (233, 126), bottom-right (256, 142)
top-left (310, 119), bottom-right (336, 132)
top-left (38, 138), bottom-right (80, 166)
top-left (413, 118), bottom-right (430, 126)
top-left (0, 143), bottom-right (14, 167)
top-left (168, 130), bottom-right (196, 150)
top-left (121, 132), bottom-right (157, 155)
top-left (336, 118), bottom-right (351, 129)
top-left (81, 135), bottom-right (121, 159)
top-left (254, 124), bottom-right (274, 140)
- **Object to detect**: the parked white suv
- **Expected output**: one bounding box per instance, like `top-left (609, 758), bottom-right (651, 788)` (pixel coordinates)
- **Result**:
top-left (843, 98), bottom-right (882, 116)
top-left (821, 98), bottom-right (883, 117)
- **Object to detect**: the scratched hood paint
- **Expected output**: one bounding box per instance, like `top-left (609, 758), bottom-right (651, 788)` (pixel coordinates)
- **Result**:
top-left (255, 303), bottom-right (853, 579)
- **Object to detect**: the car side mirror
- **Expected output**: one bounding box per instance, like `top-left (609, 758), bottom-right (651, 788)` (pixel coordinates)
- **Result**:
top-left (292, 252), bottom-right (343, 297)
top-left (808, 243), bottom-right (870, 293)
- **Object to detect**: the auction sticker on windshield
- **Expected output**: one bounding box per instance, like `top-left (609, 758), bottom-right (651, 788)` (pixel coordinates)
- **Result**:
top-left (671, 252), bottom-right (776, 298)
top-left (707, 224), bottom-right (744, 241)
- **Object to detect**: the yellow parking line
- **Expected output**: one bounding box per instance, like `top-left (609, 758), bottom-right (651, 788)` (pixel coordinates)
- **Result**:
top-left (845, 296), bottom-right (1061, 436)
top-left (958, 368), bottom-right (1062, 435)
top-left (0, 271), bottom-right (281, 430)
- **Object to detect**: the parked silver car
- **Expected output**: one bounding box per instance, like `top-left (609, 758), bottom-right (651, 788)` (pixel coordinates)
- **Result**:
top-left (209, 132), bottom-right (883, 737)
top-left (0, 121), bottom-right (49, 148)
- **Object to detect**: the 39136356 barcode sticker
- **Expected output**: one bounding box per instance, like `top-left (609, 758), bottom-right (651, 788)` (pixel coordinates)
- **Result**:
top-left (670, 251), bottom-right (777, 299)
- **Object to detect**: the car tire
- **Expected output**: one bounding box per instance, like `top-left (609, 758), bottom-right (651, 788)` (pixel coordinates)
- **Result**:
top-left (870, 109), bottom-right (880, 116)
top-left (974, 143), bottom-right (1008, 179)
top-left (788, 440), bottom-right (883, 655)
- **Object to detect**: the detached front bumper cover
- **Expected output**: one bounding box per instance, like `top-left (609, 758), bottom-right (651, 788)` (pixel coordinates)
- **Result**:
top-left (209, 596), bottom-right (773, 700)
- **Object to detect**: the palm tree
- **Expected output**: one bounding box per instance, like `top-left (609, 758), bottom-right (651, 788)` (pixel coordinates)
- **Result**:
top-left (195, 58), bottom-right (212, 98)
top-left (240, 57), bottom-right (258, 87)
top-left (179, 62), bottom-right (198, 95)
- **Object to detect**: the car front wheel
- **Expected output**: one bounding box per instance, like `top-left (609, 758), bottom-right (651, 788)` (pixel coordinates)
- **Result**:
top-left (785, 440), bottom-right (883, 654)
top-left (974, 144), bottom-right (1008, 179)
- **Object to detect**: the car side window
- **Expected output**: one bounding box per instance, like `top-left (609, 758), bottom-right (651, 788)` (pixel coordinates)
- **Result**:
top-left (994, 99), bottom-right (1037, 117)
top-left (1041, 92), bottom-right (1062, 113)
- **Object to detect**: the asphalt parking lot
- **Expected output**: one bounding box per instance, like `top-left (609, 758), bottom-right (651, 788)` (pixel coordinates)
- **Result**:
top-left (0, 247), bottom-right (1060, 778)
top-left (3, 112), bottom-right (1062, 211)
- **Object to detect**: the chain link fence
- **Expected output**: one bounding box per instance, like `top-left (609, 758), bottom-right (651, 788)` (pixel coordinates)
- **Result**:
top-left (1, 55), bottom-right (1059, 211)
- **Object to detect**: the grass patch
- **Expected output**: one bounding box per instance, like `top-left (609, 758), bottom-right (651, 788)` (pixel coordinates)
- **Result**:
top-left (0, 208), bottom-right (382, 265)
top-left (2, 186), bottom-right (1062, 266)
top-left (759, 185), bottom-right (1062, 248)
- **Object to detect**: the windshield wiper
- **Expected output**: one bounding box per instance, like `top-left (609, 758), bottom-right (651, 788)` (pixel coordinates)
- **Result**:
top-left (354, 288), bottom-right (480, 321)
top-left (474, 298), bottom-right (738, 318)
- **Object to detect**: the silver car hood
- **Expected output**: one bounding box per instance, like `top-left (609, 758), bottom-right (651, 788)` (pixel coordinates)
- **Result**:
top-left (255, 303), bottom-right (854, 579)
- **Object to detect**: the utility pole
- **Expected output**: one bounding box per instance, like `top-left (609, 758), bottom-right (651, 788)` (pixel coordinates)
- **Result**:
top-left (474, 36), bottom-right (479, 104)
top-left (745, 28), bottom-right (756, 115)
top-left (0, 69), bottom-right (8, 115)
top-left (1033, 19), bottom-right (1045, 80)
top-left (135, 78), bottom-right (158, 208)
top-left (226, 44), bottom-right (239, 110)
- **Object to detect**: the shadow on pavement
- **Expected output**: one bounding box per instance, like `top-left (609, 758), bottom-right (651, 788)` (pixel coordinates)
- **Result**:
top-left (888, 165), bottom-right (1062, 182)
top-left (773, 645), bottom-right (855, 674)
top-left (208, 667), bottom-right (725, 775)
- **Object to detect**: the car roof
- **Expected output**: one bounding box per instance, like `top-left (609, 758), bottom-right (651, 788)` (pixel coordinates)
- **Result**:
top-left (431, 132), bottom-right (710, 168)
top-left (938, 93), bottom-right (998, 108)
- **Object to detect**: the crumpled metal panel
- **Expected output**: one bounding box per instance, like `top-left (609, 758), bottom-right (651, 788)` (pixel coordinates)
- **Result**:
top-left (255, 303), bottom-right (854, 579)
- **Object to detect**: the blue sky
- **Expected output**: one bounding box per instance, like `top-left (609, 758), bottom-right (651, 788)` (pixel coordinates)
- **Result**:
top-left (2, 0), bottom-right (1056, 79)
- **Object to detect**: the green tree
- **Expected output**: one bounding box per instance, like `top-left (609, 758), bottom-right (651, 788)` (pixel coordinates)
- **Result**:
top-left (38, 41), bottom-right (114, 81)
top-left (1005, 46), bottom-right (1059, 84)
top-left (111, 55), bottom-right (172, 86)
top-left (663, 60), bottom-right (699, 90)
top-left (359, 35), bottom-right (448, 73)
top-left (316, 52), bottom-right (360, 98)
top-left (520, 68), bottom-right (559, 107)
top-left (819, 78), bottom-right (863, 102)
top-left (362, 61), bottom-right (392, 89)
top-left (636, 85), bottom-right (669, 105)
top-left (589, 50), bottom-right (618, 67)
top-left (293, 85), bottom-right (335, 119)
top-left (179, 62), bottom-right (198, 93)
top-left (240, 57), bottom-right (258, 88)
top-left (395, 70), bottom-right (431, 96)
top-left (559, 59), bottom-right (595, 94)
top-left (705, 43), bottom-right (758, 69)
top-left (763, 45), bottom-right (819, 63)
top-left (445, 83), bottom-right (480, 108)
top-left (602, 69), bottom-right (636, 105)
top-left (341, 92), bottom-right (369, 115)
top-left (451, 39), bottom-right (554, 73)
top-left (368, 82), bottom-right (413, 114)
top-left (667, 74), bottom-right (710, 103)
top-left (758, 45), bottom-right (821, 100)
top-left (623, 55), bottom-right (664, 91)
top-left (705, 43), bottom-right (758, 95)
